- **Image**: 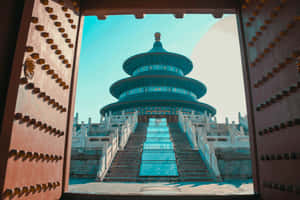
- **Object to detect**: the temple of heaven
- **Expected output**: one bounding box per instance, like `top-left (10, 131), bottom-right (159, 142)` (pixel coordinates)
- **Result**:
top-left (100, 33), bottom-right (216, 117)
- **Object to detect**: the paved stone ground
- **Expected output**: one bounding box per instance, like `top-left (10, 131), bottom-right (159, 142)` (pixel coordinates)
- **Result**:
top-left (68, 180), bottom-right (254, 195)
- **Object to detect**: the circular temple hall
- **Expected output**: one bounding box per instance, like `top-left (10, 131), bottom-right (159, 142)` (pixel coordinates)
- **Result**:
top-left (100, 33), bottom-right (216, 119)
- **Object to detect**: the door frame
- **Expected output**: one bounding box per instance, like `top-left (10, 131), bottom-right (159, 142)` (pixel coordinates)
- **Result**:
top-left (0, 0), bottom-right (261, 198)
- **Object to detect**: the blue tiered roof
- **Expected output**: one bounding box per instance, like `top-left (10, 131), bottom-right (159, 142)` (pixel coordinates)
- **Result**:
top-left (100, 33), bottom-right (216, 116)
top-left (123, 33), bottom-right (192, 75)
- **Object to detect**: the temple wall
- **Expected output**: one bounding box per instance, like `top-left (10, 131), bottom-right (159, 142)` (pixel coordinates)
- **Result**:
top-left (70, 113), bottom-right (138, 180)
top-left (178, 112), bottom-right (251, 181)
top-left (70, 148), bottom-right (104, 179)
top-left (215, 148), bottom-right (252, 180)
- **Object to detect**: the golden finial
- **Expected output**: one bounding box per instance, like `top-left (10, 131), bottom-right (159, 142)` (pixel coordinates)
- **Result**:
top-left (155, 32), bottom-right (161, 41)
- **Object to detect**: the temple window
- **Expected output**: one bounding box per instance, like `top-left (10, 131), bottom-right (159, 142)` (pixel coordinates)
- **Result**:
top-left (119, 86), bottom-right (197, 100)
top-left (132, 65), bottom-right (183, 76)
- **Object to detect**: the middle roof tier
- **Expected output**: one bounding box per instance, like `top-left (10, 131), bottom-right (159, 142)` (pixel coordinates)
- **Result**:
top-left (110, 75), bottom-right (207, 99)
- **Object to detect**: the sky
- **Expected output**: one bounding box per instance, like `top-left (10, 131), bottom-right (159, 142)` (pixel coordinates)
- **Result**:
top-left (75, 14), bottom-right (247, 123)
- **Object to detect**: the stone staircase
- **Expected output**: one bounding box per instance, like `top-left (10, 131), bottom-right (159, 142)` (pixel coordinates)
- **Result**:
top-left (168, 122), bottom-right (216, 182)
top-left (104, 121), bottom-right (215, 182)
top-left (104, 123), bottom-right (148, 182)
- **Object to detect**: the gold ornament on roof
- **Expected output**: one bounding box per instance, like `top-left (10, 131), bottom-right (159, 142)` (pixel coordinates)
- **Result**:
top-left (155, 32), bottom-right (161, 41)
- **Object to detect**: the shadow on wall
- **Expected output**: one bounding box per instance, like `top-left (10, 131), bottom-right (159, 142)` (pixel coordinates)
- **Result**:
top-left (166, 179), bottom-right (253, 188)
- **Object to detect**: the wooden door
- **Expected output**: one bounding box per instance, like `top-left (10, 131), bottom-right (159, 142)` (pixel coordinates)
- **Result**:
top-left (238, 0), bottom-right (300, 199)
top-left (0, 0), bottom-right (83, 199)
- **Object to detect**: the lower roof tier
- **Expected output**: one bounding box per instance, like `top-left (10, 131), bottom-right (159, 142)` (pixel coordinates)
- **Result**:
top-left (110, 75), bottom-right (207, 99)
top-left (100, 99), bottom-right (216, 116)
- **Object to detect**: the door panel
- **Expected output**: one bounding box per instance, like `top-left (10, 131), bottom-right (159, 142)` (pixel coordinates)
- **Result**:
top-left (239, 0), bottom-right (300, 199)
top-left (1, 0), bottom-right (82, 199)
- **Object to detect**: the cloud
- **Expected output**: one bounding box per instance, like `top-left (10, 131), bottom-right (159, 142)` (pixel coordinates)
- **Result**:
top-left (188, 15), bottom-right (247, 123)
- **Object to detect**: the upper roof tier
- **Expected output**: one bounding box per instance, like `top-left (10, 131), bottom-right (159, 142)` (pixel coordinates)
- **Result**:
top-left (123, 33), bottom-right (193, 76)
